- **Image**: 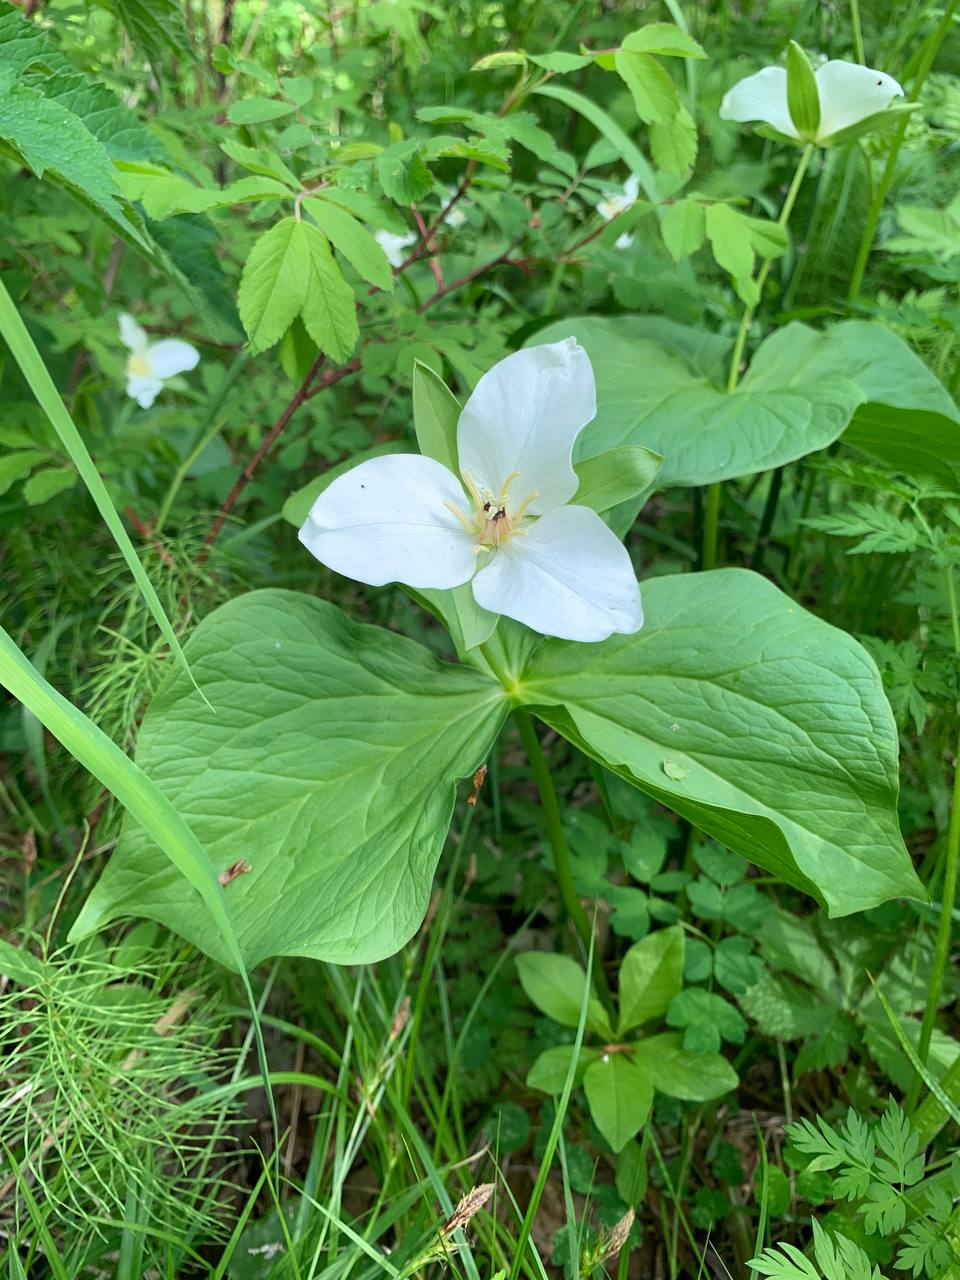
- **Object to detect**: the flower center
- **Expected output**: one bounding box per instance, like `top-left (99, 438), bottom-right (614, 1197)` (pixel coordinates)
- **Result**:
top-left (445, 470), bottom-right (539, 554)
top-left (127, 352), bottom-right (151, 377)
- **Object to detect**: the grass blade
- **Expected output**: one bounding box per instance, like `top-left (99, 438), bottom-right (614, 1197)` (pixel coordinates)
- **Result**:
top-left (533, 84), bottom-right (659, 202)
top-left (0, 624), bottom-right (279, 1180)
top-left (0, 274), bottom-right (195, 685)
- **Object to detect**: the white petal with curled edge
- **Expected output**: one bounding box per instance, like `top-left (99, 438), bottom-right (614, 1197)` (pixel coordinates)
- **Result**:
top-left (719, 66), bottom-right (799, 139)
top-left (119, 312), bottom-right (148, 353)
top-left (623, 173), bottom-right (641, 202)
top-left (471, 505), bottom-right (643, 642)
top-left (126, 373), bottom-right (164, 408)
top-left (299, 453), bottom-right (479, 590)
top-left (456, 338), bottom-right (596, 516)
top-left (815, 60), bottom-right (903, 140)
top-left (145, 339), bottom-right (201, 379)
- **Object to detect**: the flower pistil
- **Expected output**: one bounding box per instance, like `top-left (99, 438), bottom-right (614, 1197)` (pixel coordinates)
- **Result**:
top-left (445, 470), bottom-right (540, 553)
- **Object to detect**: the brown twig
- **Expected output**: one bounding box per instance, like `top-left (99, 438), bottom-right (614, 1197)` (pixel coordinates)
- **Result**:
top-left (416, 240), bottom-right (525, 313)
top-left (197, 352), bottom-right (327, 561)
top-left (411, 203), bottom-right (444, 291)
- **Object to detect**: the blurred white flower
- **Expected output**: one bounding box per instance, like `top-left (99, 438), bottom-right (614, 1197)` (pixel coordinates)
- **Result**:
top-left (614, 233), bottom-right (635, 251)
top-left (443, 185), bottom-right (468, 229)
top-left (597, 174), bottom-right (641, 222)
top-left (375, 228), bottom-right (418, 268)
top-left (118, 314), bottom-right (199, 409)
top-left (720, 58), bottom-right (903, 144)
top-left (299, 339), bottom-right (643, 643)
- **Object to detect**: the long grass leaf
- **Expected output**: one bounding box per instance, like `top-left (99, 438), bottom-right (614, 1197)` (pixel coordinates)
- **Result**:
top-left (0, 274), bottom-right (195, 685)
top-left (0, 625), bottom-right (279, 1178)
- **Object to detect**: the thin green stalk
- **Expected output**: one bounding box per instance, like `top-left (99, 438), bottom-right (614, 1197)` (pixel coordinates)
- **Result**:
top-left (847, 0), bottom-right (960, 302)
top-left (701, 144), bottom-right (814, 570)
top-left (513, 709), bottom-right (614, 1017)
top-left (907, 567), bottom-right (960, 1110)
top-left (849, 0), bottom-right (865, 63)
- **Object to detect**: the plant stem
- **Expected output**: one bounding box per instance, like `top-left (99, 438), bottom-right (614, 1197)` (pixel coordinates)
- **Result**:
top-left (847, 0), bottom-right (959, 303)
top-left (701, 144), bottom-right (814, 571)
top-left (907, 565), bottom-right (960, 1112)
top-left (513, 709), bottom-right (613, 1015)
top-left (849, 0), bottom-right (865, 63)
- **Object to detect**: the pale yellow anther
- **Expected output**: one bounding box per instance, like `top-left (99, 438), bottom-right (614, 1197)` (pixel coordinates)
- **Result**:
top-left (444, 499), bottom-right (475, 534)
top-left (513, 490), bottom-right (539, 521)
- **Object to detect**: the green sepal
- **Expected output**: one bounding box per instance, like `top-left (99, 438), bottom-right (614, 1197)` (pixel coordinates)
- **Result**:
top-left (786, 41), bottom-right (820, 140)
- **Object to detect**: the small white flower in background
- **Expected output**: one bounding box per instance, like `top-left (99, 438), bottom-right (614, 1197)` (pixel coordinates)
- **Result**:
top-left (720, 57), bottom-right (903, 145)
top-left (299, 339), bottom-right (643, 643)
top-left (375, 228), bottom-right (418, 268)
top-left (614, 232), bottom-right (635, 251)
top-left (118, 314), bottom-right (199, 409)
top-left (597, 173), bottom-right (641, 222)
top-left (443, 185), bottom-right (468, 229)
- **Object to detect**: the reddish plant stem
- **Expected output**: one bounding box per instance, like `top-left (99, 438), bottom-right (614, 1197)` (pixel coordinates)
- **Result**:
top-left (411, 203), bottom-right (444, 290)
top-left (394, 173), bottom-right (473, 275)
top-left (416, 239), bottom-right (526, 312)
top-left (197, 352), bottom-right (327, 561)
top-left (125, 507), bottom-right (174, 567)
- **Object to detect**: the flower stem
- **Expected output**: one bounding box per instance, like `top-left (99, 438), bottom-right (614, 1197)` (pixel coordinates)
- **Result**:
top-left (701, 143), bottom-right (814, 571)
top-left (907, 565), bottom-right (960, 1112)
top-left (513, 709), bottom-right (613, 1015)
top-left (847, 0), bottom-right (959, 303)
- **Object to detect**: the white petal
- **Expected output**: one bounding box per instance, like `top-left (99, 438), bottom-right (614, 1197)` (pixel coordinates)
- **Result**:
top-left (299, 453), bottom-right (478, 590)
top-left (719, 66), bottom-right (800, 139)
top-left (597, 193), bottom-right (628, 220)
top-left (623, 174), bottom-right (641, 202)
top-left (456, 338), bottom-right (596, 516)
top-left (471, 505), bottom-right (643, 642)
top-left (814, 60), bottom-right (903, 140)
top-left (126, 373), bottom-right (164, 408)
top-left (119, 312), bottom-right (148, 353)
top-left (374, 229), bottom-right (417, 268)
top-left (145, 339), bottom-right (200, 379)
top-left (615, 233), bottom-right (635, 251)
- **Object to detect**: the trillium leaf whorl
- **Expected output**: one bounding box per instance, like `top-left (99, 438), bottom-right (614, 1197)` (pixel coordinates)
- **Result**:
top-left (720, 53), bottom-right (903, 145)
top-left (299, 339), bottom-right (644, 643)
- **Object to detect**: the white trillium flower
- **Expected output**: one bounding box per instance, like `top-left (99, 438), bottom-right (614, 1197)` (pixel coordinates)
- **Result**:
top-left (299, 339), bottom-right (643, 643)
top-left (375, 228), bottom-right (418, 268)
top-left (720, 59), bottom-right (903, 145)
top-left (118, 314), bottom-right (199, 409)
top-left (597, 174), bottom-right (641, 222)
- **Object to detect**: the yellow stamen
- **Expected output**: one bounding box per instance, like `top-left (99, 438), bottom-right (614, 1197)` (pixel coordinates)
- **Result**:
top-left (512, 490), bottom-right (539, 521)
top-left (444, 499), bottom-right (475, 534)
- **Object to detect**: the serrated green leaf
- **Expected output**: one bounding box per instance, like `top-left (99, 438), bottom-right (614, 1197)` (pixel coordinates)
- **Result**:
top-left (304, 196), bottom-right (393, 290)
top-left (107, 0), bottom-right (190, 68)
top-left (299, 223), bottom-right (359, 363)
top-left (650, 104), bottom-right (697, 175)
top-left (622, 24), bottom-right (706, 58)
top-left (377, 138), bottom-right (432, 204)
top-left (237, 217), bottom-right (311, 353)
top-left (613, 49), bottom-right (678, 125)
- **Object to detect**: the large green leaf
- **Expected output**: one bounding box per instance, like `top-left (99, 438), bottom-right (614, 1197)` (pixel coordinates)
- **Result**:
top-left (632, 1033), bottom-right (738, 1101)
top-left (516, 569), bottom-right (925, 917)
top-left (533, 317), bottom-right (960, 489)
top-left (72, 591), bottom-right (506, 966)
